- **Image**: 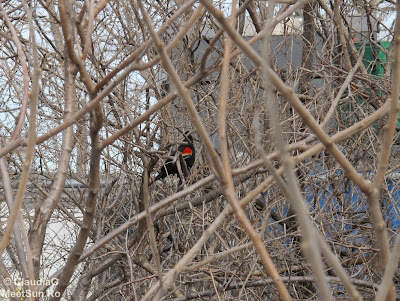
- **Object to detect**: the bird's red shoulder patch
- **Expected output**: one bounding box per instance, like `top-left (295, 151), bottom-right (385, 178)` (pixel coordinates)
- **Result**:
top-left (182, 147), bottom-right (193, 155)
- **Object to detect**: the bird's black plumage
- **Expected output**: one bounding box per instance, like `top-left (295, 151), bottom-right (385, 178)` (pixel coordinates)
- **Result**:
top-left (154, 132), bottom-right (195, 182)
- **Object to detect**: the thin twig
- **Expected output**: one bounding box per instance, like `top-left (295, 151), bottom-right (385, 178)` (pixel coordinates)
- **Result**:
top-left (372, 2), bottom-right (400, 300)
top-left (321, 45), bottom-right (365, 128)
top-left (0, 2), bottom-right (30, 141)
top-left (142, 160), bottom-right (164, 292)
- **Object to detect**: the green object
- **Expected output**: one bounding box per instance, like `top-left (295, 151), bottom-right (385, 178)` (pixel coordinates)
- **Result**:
top-left (358, 41), bottom-right (391, 77)
top-left (355, 41), bottom-right (396, 127)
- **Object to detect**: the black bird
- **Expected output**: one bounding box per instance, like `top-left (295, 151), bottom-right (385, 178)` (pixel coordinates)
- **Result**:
top-left (153, 132), bottom-right (195, 182)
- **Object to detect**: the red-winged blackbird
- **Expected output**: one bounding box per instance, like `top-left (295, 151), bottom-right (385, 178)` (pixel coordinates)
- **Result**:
top-left (153, 132), bottom-right (195, 182)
